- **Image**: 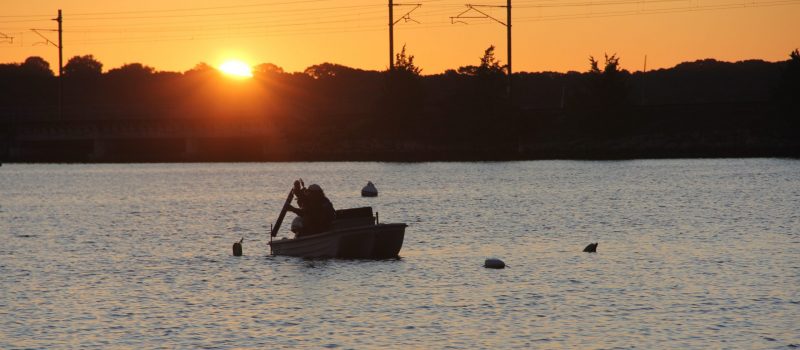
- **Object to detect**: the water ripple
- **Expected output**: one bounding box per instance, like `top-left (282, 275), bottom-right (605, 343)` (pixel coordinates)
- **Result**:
top-left (1, 160), bottom-right (798, 348)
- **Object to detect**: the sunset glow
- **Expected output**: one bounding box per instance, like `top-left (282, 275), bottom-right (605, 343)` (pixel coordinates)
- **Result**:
top-left (219, 60), bottom-right (252, 78)
top-left (1, 1), bottom-right (798, 73)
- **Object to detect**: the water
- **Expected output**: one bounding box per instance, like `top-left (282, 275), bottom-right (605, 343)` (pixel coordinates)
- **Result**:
top-left (2, 160), bottom-right (798, 349)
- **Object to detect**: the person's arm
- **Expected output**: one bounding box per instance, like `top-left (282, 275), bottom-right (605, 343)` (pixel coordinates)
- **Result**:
top-left (287, 205), bottom-right (304, 216)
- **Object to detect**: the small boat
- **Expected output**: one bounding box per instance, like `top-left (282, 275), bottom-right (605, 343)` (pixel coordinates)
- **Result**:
top-left (270, 204), bottom-right (406, 259)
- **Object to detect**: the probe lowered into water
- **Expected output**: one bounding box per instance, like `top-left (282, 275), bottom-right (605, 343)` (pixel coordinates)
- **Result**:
top-left (232, 237), bottom-right (243, 256)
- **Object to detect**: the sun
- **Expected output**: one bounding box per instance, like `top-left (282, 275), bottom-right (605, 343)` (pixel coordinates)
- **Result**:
top-left (219, 60), bottom-right (253, 78)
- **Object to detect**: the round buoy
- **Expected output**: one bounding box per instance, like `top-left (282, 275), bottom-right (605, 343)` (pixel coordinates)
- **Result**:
top-left (232, 238), bottom-right (243, 256)
top-left (361, 181), bottom-right (378, 197)
top-left (484, 258), bottom-right (506, 269)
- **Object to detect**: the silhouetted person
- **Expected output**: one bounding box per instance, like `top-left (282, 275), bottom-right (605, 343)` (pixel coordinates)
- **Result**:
top-left (293, 179), bottom-right (307, 208)
top-left (288, 183), bottom-right (336, 237)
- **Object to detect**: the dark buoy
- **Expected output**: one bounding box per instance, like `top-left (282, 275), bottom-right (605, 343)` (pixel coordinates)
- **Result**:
top-left (583, 242), bottom-right (598, 253)
top-left (484, 258), bottom-right (506, 269)
top-left (361, 181), bottom-right (378, 197)
top-left (232, 237), bottom-right (243, 256)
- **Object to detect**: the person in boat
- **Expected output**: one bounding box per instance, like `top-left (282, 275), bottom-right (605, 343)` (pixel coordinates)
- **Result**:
top-left (288, 183), bottom-right (336, 237)
top-left (293, 179), bottom-right (308, 208)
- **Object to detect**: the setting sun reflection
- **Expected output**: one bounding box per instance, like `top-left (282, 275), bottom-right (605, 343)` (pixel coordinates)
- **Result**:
top-left (219, 60), bottom-right (253, 78)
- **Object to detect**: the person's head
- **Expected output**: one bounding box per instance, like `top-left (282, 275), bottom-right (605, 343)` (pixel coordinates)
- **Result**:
top-left (307, 184), bottom-right (324, 197)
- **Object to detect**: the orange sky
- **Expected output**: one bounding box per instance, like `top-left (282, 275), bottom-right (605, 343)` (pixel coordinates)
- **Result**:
top-left (1, 0), bottom-right (798, 74)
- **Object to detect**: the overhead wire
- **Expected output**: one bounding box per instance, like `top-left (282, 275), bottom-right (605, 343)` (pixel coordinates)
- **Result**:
top-left (1, 0), bottom-right (798, 47)
top-left (516, 0), bottom-right (800, 21)
top-left (61, 5), bottom-right (473, 45)
top-left (67, 4), bottom-right (386, 22)
top-left (65, 0), bottom-right (343, 16)
top-left (66, 9), bottom-right (389, 33)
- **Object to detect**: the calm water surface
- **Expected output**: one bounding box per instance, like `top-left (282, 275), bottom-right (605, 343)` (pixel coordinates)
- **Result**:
top-left (1, 160), bottom-right (799, 349)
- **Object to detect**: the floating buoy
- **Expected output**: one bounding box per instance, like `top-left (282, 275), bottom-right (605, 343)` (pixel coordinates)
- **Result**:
top-left (361, 181), bottom-right (378, 197)
top-left (583, 242), bottom-right (598, 253)
top-left (484, 258), bottom-right (506, 269)
top-left (233, 237), bottom-right (243, 256)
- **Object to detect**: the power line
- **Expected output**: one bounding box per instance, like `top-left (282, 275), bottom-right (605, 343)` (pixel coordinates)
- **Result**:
top-left (516, 0), bottom-right (688, 8)
top-left (66, 0), bottom-right (345, 16)
top-left (67, 5), bottom-right (385, 21)
top-left (390, 2), bottom-right (423, 69)
top-left (0, 17), bottom-right (53, 24)
top-left (2, 0), bottom-right (797, 48)
top-left (0, 14), bottom-right (52, 18)
top-left (0, 32), bottom-right (14, 44)
top-left (516, 0), bottom-right (800, 21)
top-left (63, 8), bottom-right (388, 32)
top-left (66, 11), bottom-right (388, 33)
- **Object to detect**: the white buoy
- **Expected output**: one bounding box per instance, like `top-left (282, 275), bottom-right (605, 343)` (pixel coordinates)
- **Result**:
top-left (484, 258), bottom-right (506, 269)
top-left (361, 181), bottom-right (378, 197)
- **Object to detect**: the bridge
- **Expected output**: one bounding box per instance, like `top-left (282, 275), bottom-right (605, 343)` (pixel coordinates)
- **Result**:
top-left (1, 117), bottom-right (283, 162)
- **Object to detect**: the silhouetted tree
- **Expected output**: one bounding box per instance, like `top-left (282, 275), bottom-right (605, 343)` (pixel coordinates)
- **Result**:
top-left (303, 62), bottom-right (360, 80)
top-left (253, 63), bottom-right (284, 75)
top-left (380, 45), bottom-right (426, 137)
top-left (480, 46), bottom-right (504, 72)
top-left (63, 55), bottom-right (102, 79)
top-left (20, 56), bottom-right (53, 77)
top-left (106, 63), bottom-right (154, 78)
top-left (777, 49), bottom-right (800, 123)
top-left (567, 53), bottom-right (633, 137)
top-left (393, 44), bottom-right (422, 75)
top-left (292, 63), bottom-right (383, 145)
top-left (183, 62), bottom-right (217, 77)
top-left (0, 58), bottom-right (57, 115)
top-left (60, 55), bottom-right (104, 113)
top-left (102, 63), bottom-right (157, 114)
top-left (587, 53), bottom-right (629, 108)
top-left (449, 46), bottom-right (509, 142)
top-left (2, 51), bottom-right (797, 161)
top-left (458, 45), bottom-right (505, 77)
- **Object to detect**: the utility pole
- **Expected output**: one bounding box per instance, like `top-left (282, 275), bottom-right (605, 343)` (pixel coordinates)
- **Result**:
top-left (31, 9), bottom-right (63, 119)
top-left (388, 2), bottom-right (421, 70)
top-left (506, 0), bottom-right (517, 154)
top-left (451, 2), bottom-right (522, 154)
top-left (389, 0), bottom-right (393, 70)
top-left (56, 9), bottom-right (63, 119)
top-left (506, 0), bottom-right (514, 102)
top-left (450, 3), bottom-right (512, 99)
top-left (507, 0), bottom-right (511, 103)
top-left (641, 54), bottom-right (647, 105)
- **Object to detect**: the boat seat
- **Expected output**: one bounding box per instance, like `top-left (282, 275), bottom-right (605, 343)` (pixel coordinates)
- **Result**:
top-left (332, 207), bottom-right (374, 230)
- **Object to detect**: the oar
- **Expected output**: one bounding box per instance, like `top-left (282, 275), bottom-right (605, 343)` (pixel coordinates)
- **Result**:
top-left (271, 189), bottom-right (294, 237)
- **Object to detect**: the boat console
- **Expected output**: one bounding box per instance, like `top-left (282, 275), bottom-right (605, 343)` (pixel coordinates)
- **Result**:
top-left (332, 207), bottom-right (375, 230)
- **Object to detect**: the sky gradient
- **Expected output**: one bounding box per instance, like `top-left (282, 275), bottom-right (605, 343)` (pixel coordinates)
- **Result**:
top-left (1, 0), bottom-right (798, 74)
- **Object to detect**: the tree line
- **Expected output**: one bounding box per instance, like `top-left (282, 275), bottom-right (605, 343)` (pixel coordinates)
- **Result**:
top-left (1, 46), bottom-right (798, 160)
